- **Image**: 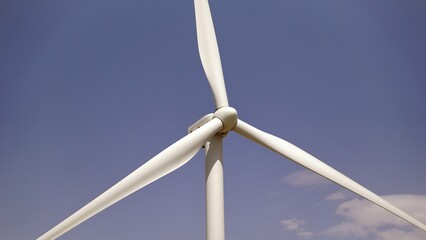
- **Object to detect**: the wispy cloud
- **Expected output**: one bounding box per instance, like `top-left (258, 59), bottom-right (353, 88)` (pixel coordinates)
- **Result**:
top-left (321, 194), bottom-right (426, 240)
top-left (284, 169), bottom-right (330, 187)
top-left (280, 218), bottom-right (313, 239)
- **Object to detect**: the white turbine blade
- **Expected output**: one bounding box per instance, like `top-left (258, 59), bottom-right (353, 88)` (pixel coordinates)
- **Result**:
top-left (233, 119), bottom-right (426, 232)
top-left (194, 0), bottom-right (229, 109)
top-left (37, 118), bottom-right (223, 240)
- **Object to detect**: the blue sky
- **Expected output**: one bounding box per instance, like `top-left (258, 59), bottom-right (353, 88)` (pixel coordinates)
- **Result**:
top-left (1, 1), bottom-right (426, 239)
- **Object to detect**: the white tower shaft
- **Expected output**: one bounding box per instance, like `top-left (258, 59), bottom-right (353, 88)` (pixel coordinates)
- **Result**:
top-left (205, 134), bottom-right (225, 240)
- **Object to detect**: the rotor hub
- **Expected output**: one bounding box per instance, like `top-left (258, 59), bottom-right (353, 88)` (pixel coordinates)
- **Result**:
top-left (214, 106), bottom-right (238, 134)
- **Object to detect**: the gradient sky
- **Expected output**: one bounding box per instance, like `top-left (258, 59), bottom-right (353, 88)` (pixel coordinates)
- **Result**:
top-left (1, 1), bottom-right (426, 239)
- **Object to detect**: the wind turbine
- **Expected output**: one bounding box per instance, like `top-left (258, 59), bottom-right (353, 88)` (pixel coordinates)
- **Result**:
top-left (37, 0), bottom-right (426, 239)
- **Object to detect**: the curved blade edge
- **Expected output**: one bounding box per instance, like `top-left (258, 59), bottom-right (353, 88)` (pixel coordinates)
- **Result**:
top-left (194, 0), bottom-right (229, 109)
top-left (233, 119), bottom-right (426, 232)
top-left (37, 118), bottom-right (223, 240)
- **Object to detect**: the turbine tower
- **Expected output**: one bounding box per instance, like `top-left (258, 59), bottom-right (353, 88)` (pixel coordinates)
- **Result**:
top-left (37, 0), bottom-right (426, 239)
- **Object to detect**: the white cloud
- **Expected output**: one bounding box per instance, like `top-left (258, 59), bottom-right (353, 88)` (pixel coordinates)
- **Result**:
top-left (321, 194), bottom-right (426, 239)
top-left (281, 218), bottom-right (313, 239)
top-left (375, 228), bottom-right (426, 240)
top-left (284, 170), bottom-right (330, 187)
top-left (281, 171), bottom-right (426, 239)
top-left (281, 218), bottom-right (306, 230)
top-left (325, 189), bottom-right (354, 201)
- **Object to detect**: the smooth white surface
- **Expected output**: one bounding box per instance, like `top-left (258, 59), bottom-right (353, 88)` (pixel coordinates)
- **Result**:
top-left (213, 107), bottom-right (238, 133)
top-left (188, 113), bottom-right (214, 133)
top-left (234, 119), bottom-right (426, 232)
top-left (205, 135), bottom-right (225, 240)
top-left (37, 118), bottom-right (223, 240)
top-left (194, 0), bottom-right (229, 109)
